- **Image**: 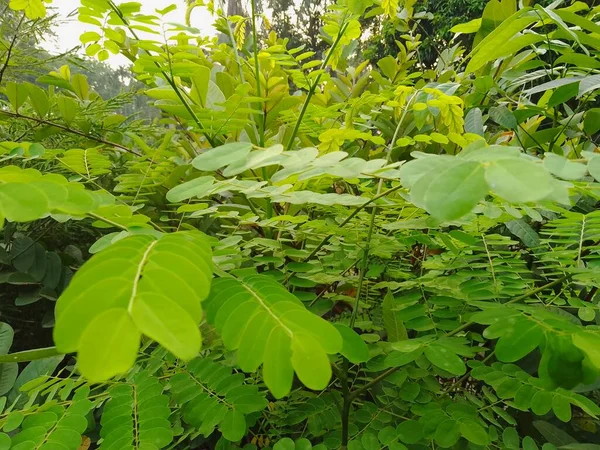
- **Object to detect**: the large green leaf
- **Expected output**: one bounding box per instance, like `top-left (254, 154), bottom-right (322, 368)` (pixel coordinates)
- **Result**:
top-left (411, 159), bottom-right (488, 221)
top-left (205, 275), bottom-right (343, 398)
top-left (495, 319), bottom-right (544, 362)
top-left (424, 343), bottom-right (466, 376)
top-left (466, 12), bottom-right (538, 73)
top-left (192, 143), bottom-right (253, 172)
top-left (543, 154), bottom-right (587, 181)
top-left (485, 158), bottom-right (553, 203)
top-left (54, 232), bottom-right (213, 381)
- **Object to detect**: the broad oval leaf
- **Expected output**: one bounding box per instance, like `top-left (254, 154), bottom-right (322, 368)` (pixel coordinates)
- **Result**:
top-left (411, 159), bottom-right (488, 221)
top-left (192, 143), bottom-right (253, 172)
top-left (424, 343), bottom-right (466, 376)
top-left (54, 232), bottom-right (213, 381)
top-left (485, 158), bottom-right (553, 203)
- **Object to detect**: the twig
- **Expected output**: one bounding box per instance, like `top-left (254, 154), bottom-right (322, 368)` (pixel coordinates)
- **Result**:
top-left (0, 110), bottom-right (142, 156)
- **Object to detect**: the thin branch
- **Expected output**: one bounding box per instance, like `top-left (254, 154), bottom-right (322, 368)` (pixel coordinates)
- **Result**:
top-left (0, 110), bottom-right (142, 156)
top-left (285, 21), bottom-right (350, 151)
top-left (0, 13), bottom-right (25, 84)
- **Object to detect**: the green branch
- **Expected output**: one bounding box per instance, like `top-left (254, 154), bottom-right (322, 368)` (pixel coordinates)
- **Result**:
top-left (285, 22), bottom-right (349, 151)
top-left (0, 347), bottom-right (63, 363)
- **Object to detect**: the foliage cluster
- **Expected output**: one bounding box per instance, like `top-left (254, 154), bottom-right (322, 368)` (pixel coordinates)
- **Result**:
top-left (0, 0), bottom-right (600, 449)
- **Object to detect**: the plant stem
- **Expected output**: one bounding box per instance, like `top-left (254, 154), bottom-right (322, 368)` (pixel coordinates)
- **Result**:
top-left (349, 366), bottom-right (400, 403)
top-left (87, 212), bottom-right (129, 231)
top-left (306, 185), bottom-right (402, 259)
top-left (0, 346), bottom-right (63, 363)
top-left (107, 1), bottom-right (218, 148)
top-left (285, 22), bottom-right (349, 151)
top-left (250, 0), bottom-right (264, 148)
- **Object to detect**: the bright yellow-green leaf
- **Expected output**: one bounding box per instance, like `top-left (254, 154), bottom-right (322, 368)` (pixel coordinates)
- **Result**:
top-left (54, 232), bottom-right (213, 381)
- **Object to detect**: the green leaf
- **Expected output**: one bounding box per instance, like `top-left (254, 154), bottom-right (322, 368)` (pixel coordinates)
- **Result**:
top-left (450, 18), bottom-right (481, 33)
top-left (548, 83), bottom-right (579, 108)
top-left (495, 319), bottom-right (544, 362)
top-left (361, 432), bottom-right (380, 450)
top-left (26, 83), bottom-right (49, 117)
top-left (466, 13), bottom-right (538, 73)
top-left (77, 308), bottom-right (140, 383)
top-left (333, 324), bottom-right (369, 364)
top-left (506, 219), bottom-right (540, 247)
top-left (171, 358), bottom-right (266, 441)
top-left (3, 411), bottom-right (23, 432)
top-left (291, 333), bottom-right (332, 391)
top-left (459, 420), bottom-right (489, 445)
top-left (578, 74), bottom-right (600, 97)
top-left (220, 410), bottom-right (246, 441)
top-left (411, 160), bottom-right (488, 221)
top-left (100, 372), bottom-right (172, 449)
top-left (9, 0), bottom-right (47, 18)
top-left (588, 157), bottom-right (600, 182)
top-left (0, 324), bottom-right (14, 355)
top-left (0, 433), bottom-right (9, 450)
top-left (0, 363), bottom-right (17, 396)
top-left (382, 290), bottom-right (407, 342)
top-left (552, 395), bottom-right (572, 422)
top-left (167, 176), bottom-right (215, 202)
top-left (503, 427), bottom-right (520, 449)
top-left (205, 275), bottom-right (342, 398)
top-left (584, 109), bottom-right (600, 135)
top-left (192, 143), bottom-right (253, 172)
top-left (465, 107), bottom-right (484, 136)
top-left (531, 391), bottom-right (553, 415)
top-left (532, 420), bottom-right (576, 446)
top-left (488, 105), bottom-right (517, 129)
top-left (485, 158), bottom-right (553, 203)
top-left (5, 82), bottom-right (28, 112)
top-left (54, 232), bottom-right (213, 381)
top-left (434, 420), bottom-right (461, 448)
top-left (396, 420), bottom-right (423, 444)
top-left (275, 438), bottom-right (296, 450)
top-left (572, 332), bottom-right (600, 370)
top-left (263, 327), bottom-right (294, 399)
top-left (523, 436), bottom-right (539, 450)
top-left (424, 343), bottom-right (466, 375)
top-left (71, 74), bottom-right (89, 100)
top-left (0, 183), bottom-right (49, 222)
top-left (543, 154), bottom-right (587, 180)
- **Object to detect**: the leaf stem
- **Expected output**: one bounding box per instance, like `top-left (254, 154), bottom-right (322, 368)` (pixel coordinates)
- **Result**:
top-left (285, 22), bottom-right (349, 151)
top-left (0, 346), bottom-right (63, 363)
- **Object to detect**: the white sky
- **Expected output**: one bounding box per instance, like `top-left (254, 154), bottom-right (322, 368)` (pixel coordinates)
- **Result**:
top-left (43, 0), bottom-right (217, 68)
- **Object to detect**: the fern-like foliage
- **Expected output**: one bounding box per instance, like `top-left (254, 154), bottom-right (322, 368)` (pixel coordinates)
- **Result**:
top-left (205, 275), bottom-right (343, 398)
top-left (471, 361), bottom-right (600, 422)
top-left (4, 386), bottom-right (92, 450)
top-left (170, 357), bottom-right (268, 441)
top-left (538, 210), bottom-right (600, 281)
top-left (99, 371), bottom-right (172, 450)
top-left (422, 233), bottom-right (533, 300)
top-left (58, 148), bottom-right (112, 178)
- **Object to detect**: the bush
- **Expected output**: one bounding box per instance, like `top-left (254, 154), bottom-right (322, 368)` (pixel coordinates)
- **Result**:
top-left (0, 0), bottom-right (600, 449)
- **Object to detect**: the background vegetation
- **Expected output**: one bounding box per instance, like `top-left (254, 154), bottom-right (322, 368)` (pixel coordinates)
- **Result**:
top-left (0, 0), bottom-right (600, 449)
